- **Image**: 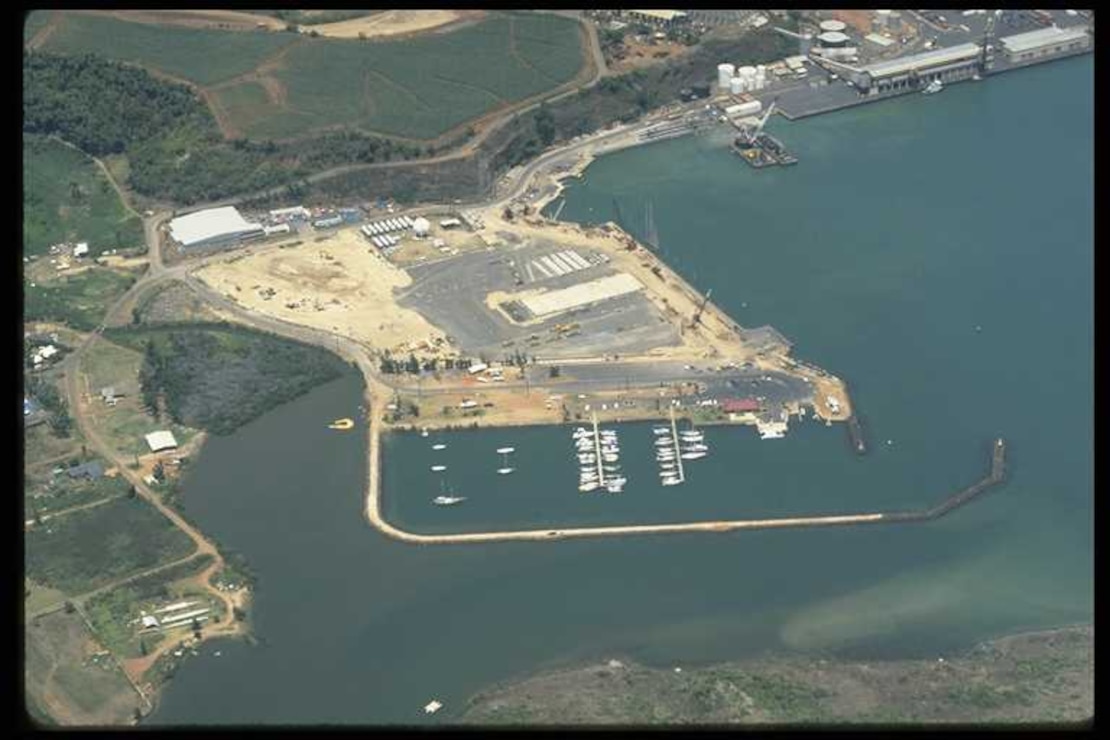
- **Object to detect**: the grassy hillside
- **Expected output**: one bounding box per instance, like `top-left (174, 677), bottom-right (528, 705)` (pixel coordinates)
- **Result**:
top-left (39, 10), bottom-right (586, 142)
top-left (23, 136), bottom-right (143, 257)
top-left (39, 11), bottom-right (297, 86)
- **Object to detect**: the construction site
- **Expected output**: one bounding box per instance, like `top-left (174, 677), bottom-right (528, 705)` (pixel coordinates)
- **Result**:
top-left (189, 194), bottom-right (853, 443)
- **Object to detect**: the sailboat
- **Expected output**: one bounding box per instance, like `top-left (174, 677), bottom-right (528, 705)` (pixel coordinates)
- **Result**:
top-left (497, 448), bottom-right (515, 475)
top-left (644, 199), bottom-right (659, 249)
top-left (433, 480), bottom-right (465, 506)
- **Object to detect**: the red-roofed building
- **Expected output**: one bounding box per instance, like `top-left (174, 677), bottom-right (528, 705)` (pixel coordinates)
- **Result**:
top-left (721, 398), bottom-right (761, 413)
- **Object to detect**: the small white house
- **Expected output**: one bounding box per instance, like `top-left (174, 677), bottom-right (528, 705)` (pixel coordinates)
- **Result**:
top-left (73, 242), bottom-right (89, 258)
top-left (468, 362), bottom-right (489, 375)
top-left (459, 400), bottom-right (478, 409)
top-left (141, 615), bottom-right (160, 629)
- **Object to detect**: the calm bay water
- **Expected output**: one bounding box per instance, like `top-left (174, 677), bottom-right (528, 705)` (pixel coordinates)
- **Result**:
top-left (150, 57), bottom-right (1091, 725)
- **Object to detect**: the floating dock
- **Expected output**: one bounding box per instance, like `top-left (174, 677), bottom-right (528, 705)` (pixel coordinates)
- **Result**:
top-left (846, 414), bottom-right (867, 455)
top-left (731, 132), bottom-right (797, 169)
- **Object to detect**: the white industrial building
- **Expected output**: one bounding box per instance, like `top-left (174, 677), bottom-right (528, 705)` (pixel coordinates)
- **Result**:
top-left (519, 273), bottom-right (643, 319)
top-left (624, 9), bottom-right (688, 27)
top-left (145, 430), bottom-right (179, 453)
top-left (855, 42), bottom-right (981, 95)
top-left (168, 207), bottom-right (264, 249)
top-left (999, 26), bottom-right (1090, 63)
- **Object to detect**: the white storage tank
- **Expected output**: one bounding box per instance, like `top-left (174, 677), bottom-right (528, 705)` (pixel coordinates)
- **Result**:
top-left (817, 31), bottom-right (850, 47)
top-left (412, 217), bottom-right (431, 237)
top-left (729, 77), bottom-right (744, 94)
top-left (737, 65), bottom-right (757, 79)
top-left (717, 63), bottom-right (735, 89)
top-left (819, 19), bottom-right (847, 33)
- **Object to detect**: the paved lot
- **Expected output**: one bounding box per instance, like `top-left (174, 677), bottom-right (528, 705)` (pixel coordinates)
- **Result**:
top-left (525, 360), bottom-right (815, 409)
top-left (397, 240), bottom-right (679, 360)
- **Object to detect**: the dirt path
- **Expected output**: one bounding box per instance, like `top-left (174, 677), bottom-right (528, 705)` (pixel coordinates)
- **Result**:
top-left (26, 494), bottom-right (123, 529)
top-left (26, 10), bottom-right (61, 50)
top-left (109, 10), bottom-right (285, 32)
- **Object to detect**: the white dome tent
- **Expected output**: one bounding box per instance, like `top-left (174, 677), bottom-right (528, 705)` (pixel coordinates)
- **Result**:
top-left (412, 217), bottom-right (431, 237)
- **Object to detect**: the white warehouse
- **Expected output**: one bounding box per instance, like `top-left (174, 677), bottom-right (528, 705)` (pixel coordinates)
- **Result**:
top-left (168, 207), bottom-right (264, 249)
top-left (999, 26), bottom-right (1090, 64)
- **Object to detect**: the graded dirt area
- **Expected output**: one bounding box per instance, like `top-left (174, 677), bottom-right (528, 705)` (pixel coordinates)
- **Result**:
top-left (192, 229), bottom-right (448, 356)
top-left (307, 10), bottom-right (476, 39)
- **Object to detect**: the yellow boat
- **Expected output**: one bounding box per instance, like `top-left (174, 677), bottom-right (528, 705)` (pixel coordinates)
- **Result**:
top-left (328, 418), bottom-right (354, 430)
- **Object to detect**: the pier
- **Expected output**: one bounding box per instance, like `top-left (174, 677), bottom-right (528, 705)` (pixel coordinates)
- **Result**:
top-left (365, 427), bottom-right (1009, 544)
top-left (669, 406), bottom-right (686, 483)
top-left (847, 414), bottom-right (867, 455)
top-left (591, 412), bottom-right (605, 488)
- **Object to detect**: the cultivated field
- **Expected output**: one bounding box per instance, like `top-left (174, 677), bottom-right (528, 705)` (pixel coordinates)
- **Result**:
top-left (38, 12), bottom-right (297, 86)
top-left (23, 136), bottom-right (143, 257)
top-left (24, 496), bottom-right (196, 596)
top-left (41, 10), bottom-right (586, 141)
top-left (25, 609), bottom-right (139, 726)
top-left (193, 230), bottom-right (447, 355)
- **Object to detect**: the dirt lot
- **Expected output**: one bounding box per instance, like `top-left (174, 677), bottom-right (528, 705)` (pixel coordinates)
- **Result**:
top-left (109, 10), bottom-right (284, 32)
top-left (461, 625), bottom-right (1093, 725)
top-left (306, 10), bottom-right (476, 39)
top-left (193, 229), bottom-right (448, 356)
top-left (25, 609), bottom-right (140, 726)
top-left (609, 36), bottom-right (694, 74)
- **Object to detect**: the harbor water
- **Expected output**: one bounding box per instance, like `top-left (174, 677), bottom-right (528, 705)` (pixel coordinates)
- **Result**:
top-left (149, 56), bottom-right (1092, 725)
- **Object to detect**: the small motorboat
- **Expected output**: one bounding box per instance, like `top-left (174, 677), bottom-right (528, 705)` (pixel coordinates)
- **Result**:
top-left (328, 418), bottom-right (354, 430)
top-left (433, 496), bottom-right (466, 506)
top-left (496, 447), bottom-right (515, 455)
top-left (431, 465), bottom-right (447, 472)
top-left (432, 443), bottom-right (447, 450)
top-left (497, 467), bottom-right (515, 475)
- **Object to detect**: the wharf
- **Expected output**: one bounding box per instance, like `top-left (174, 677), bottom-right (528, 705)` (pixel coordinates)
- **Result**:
top-left (846, 414), bottom-right (867, 455)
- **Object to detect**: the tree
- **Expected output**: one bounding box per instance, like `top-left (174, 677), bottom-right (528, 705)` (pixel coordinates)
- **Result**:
top-left (133, 708), bottom-right (143, 723)
top-left (549, 365), bottom-right (561, 378)
top-left (534, 103), bottom-right (556, 147)
top-left (128, 484), bottom-right (137, 499)
top-left (63, 601), bottom-right (75, 614)
top-left (191, 617), bottom-right (202, 637)
top-left (503, 206), bottom-right (514, 221)
top-left (152, 461), bottom-right (165, 483)
top-left (233, 607), bottom-right (246, 622)
top-left (139, 639), bottom-right (148, 657)
top-left (69, 181), bottom-right (82, 202)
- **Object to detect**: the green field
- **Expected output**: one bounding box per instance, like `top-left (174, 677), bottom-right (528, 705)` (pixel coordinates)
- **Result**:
top-left (25, 609), bottom-right (139, 726)
top-left (24, 496), bottom-right (196, 595)
top-left (39, 12), bottom-right (297, 86)
top-left (23, 136), bottom-right (143, 258)
top-left (24, 266), bottom-right (138, 331)
top-left (26, 470), bottom-right (131, 520)
top-left (43, 11), bottom-right (585, 142)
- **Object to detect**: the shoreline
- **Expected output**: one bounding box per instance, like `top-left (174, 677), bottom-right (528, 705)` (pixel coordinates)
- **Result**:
top-left (460, 623), bottom-right (1093, 724)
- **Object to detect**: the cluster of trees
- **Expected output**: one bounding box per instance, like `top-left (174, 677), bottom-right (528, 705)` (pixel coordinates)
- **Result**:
top-left (378, 353), bottom-right (477, 375)
top-left (23, 51), bottom-right (419, 206)
top-left (129, 326), bottom-right (349, 435)
top-left (25, 374), bottom-right (72, 437)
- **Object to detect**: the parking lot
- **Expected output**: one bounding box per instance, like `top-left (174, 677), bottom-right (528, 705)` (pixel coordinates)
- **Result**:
top-left (397, 238), bottom-right (680, 360)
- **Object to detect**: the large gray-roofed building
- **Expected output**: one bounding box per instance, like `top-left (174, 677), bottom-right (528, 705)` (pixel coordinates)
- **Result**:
top-left (169, 207), bottom-right (265, 249)
top-left (1000, 26), bottom-right (1089, 62)
top-left (861, 42), bottom-right (981, 80)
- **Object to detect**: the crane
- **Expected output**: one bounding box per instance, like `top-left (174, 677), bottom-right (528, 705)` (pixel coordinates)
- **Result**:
top-left (691, 288), bottom-right (713, 327)
top-left (739, 99), bottom-right (777, 146)
top-left (979, 11), bottom-right (997, 75)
